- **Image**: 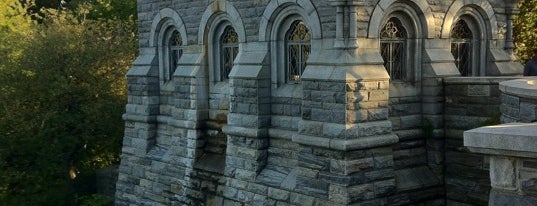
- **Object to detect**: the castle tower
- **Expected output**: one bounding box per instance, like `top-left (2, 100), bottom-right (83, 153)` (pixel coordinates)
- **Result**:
top-left (116, 0), bottom-right (522, 205)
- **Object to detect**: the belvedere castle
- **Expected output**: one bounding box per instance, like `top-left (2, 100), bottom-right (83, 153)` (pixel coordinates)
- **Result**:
top-left (115, 0), bottom-right (536, 205)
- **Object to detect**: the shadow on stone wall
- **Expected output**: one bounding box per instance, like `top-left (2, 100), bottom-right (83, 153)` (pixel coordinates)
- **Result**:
top-left (96, 165), bottom-right (119, 199)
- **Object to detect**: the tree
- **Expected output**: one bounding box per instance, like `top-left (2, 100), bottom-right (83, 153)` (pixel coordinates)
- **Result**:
top-left (514, 0), bottom-right (537, 64)
top-left (32, 0), bottom-right (137, 21)
top-left (0, 0), bottom-right (137, 205)
top-left (0, 0), bottom-right (35, 69)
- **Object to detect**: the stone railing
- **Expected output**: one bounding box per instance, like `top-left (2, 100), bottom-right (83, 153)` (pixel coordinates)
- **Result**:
top-left (464, 78), bottom-right (537, 206)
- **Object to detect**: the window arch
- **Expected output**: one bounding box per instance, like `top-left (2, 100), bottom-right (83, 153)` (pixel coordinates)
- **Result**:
top-left (260, 1), bottom-right (321, 89)
top-left (149, 8), bottom-right (187, 85)
top-left (219, 26), bottom-right (238, 81)
top-left (270, 14), bottom-right (312, 87)
top-left (162, 29), bottom-right (183, 82)
top-left (449, 14), bottom-right (484, 76)
top-left (380, 18), bottom-right (407, 81)
top-left (285, 20), bottom-right (311, 83)
top-left (379, 13), bottom-right (417, 82)
top-left (209, 21), bottom-right (239, 83)
top-left (451, 19), bottom-right (473, 76)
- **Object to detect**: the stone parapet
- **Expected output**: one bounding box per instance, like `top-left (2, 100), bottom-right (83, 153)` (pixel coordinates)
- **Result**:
top-left (464, 123), bottom-right (537, 206)
top-left (499, 78), bottom-right (537, 123)
top-left (443, 77), bottom-right (521, 205)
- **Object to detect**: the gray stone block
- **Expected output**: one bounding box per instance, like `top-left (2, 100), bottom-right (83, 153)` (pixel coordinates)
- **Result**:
top-left (501, 94), bottom-right (520, 107)
top-left (223, 198), bottom-right (243, 206)
top-left (522, 178), bottom-right (537, 194)
top-left (296, 177), bottom-right (329, 198)
top-left (268, 187), bottom-right (290, 201)
top-left (256, 166), bottom-right (289, 188)
top-left (248, 183), bottom-right (268, 195)
top-left (520, 102), bottom-right (537, 122)
top-left (290, 193), bottom-right (315, 206)
top-left (489, 189), bottom-right (537, 206)
top-left (237, 190), bottom-right (255, 201)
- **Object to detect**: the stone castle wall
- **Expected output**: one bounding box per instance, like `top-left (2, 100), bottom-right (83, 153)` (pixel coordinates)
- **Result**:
top-left (444, 77), bottom-right (520, 205)
top-left (464, 78), bottom-right (537, 206)
top-left (116, 0), bottom-right (523, 205)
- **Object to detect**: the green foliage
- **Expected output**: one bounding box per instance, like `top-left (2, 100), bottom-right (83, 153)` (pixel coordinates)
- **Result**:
top-left (0, 0), bottom-right (136, 205)
top-left (514, 0), bottom-right (537, 63)
top-left (33, 0), bottom-right (137, 21)
top-left (77, 0), bottom-right (137, 21)
top-left (0, 0), bottom-right (35, 33)
top-left (0, 0), bottom-right (35, 65)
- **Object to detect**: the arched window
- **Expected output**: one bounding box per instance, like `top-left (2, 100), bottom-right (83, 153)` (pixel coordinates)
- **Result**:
top-left (219, 26), bottom-right (238, 81)
top-left (285, 20), bottom-right (311, 83)
top-left (161, 28), bottom-right (183, 82)
top-left (451, 19), bottom-right (473, 76)
top-left (380, 17), bottom-right (408, 81)
top-left (168, 30), bottom-right (182, 80)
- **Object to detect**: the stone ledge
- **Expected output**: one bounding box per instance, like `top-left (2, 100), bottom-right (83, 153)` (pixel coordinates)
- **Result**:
top-left (126, 64), bottom-right (157, 77)
top-left (123, 113), bottom-right (205, 129)
top-left (499, 78), bottom-right (537, 99)
top-left (464, 123), bottom-right (537, 158)
top-left (127, 53), bottom-right (158, 77)
top-left (444, 76), bottom-right (520, 85)
top-left (229, 64), bottom-right (268, 79)
top-left (268, 128), bottom-right (294, 141)
top-left (292, 133), bottom-right (398, 151)
top-left (299, 120), bottom-right (393, 139)
top-left (172, 53), bottom-right (205, 78)
top-left (123, 113), bottom-right (157, 123)
top-left (222, 125), bottom-right (268, 138)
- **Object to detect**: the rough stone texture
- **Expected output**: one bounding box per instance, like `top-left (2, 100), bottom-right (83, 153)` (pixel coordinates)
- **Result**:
top-left (116, 1), bottom-right (523, 206)
top-left (464, 122), bottom-right (537, 206)
top-left (443, 77), bottom-right (521, 206)
top-left (489, 189), bottom-right (537, 206)
top-left (499, 78), bottom-right (537, 123)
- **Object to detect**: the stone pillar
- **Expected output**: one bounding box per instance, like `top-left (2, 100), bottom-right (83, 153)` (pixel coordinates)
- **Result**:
top-left (464, 122), bottom-right (537, 206)
top-left (115, 47), bottom-right (161, 205)
top-left (333, 2), bottom-right (345, 48)
top-left (172, 47), bottom-right (211, 205)
top-left (330, 0), bottom-right (359, 48)
top-left (503, 0), bottom-right (519, 56)
top-left (421, 38), bottom-right (466, 183)
top-left (221, 42), bottom-right (271, 203)
top-left (294, 40), bottom-right (398, 204)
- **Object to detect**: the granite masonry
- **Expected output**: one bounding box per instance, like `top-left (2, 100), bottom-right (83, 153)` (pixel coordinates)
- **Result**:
top-left (464, 78), bottom-right (537, 206)
top-left (115, 0), bottom-right (524, 205)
